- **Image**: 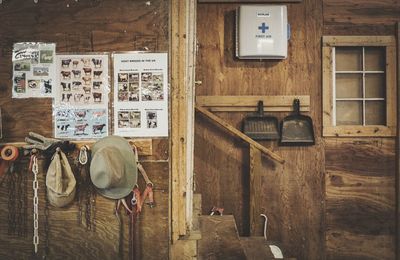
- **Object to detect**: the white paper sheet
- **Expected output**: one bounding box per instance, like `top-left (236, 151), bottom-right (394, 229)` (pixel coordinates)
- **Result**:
top-left (12, 42), bottom-right (56, 98)
top-left (113, 52), bottom-right (168, 137)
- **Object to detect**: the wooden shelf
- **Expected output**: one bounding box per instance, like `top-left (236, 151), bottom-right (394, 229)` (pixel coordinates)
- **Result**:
top-left (196, 95), bottom-right (310, 112)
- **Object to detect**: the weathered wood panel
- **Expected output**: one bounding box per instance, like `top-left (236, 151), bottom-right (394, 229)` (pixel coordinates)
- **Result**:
top-left (0, 0), bottom-right (169, 259)
top-left (325, 138), bottom-right (395, 260)
top-left (195, 1), bottom-right (325, 259)
top-left (323, 0), bottom-right (400, 35)
top-left (0, 0), bottom-right (168, 142)
top-left (0, 155), bottom-right (169, 259)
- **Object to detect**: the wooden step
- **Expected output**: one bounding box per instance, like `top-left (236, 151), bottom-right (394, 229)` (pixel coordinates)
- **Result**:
top-left (198, 215), bottom-right (247, 260)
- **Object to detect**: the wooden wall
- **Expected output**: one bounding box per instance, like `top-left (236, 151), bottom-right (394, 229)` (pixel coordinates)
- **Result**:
top-left (195, 0), bottom-right (399, 260)
top-left (323, 1), bottom-right (399, 259)
top-left (195, 1), bottom-right (325, 259)
top-left (0, 0), bottom-right (169, 259)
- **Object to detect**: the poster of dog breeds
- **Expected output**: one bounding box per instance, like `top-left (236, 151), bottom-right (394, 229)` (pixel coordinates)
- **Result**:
top-left (12, 42), bottom-right (56, 98)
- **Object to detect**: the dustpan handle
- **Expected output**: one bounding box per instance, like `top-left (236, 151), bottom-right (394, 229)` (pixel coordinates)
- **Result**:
top-left (257, 101), bottom-right (264, 116)
top-left (293, 99), bottom-right (300, 115)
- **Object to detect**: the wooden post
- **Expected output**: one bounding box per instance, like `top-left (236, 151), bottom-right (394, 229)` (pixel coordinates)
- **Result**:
top-left (249, 144), bottom-right (263, 236)
top-left (396, 21), bottom-right (400, 260)
top-left (170, 0), bottom-right (197, 244)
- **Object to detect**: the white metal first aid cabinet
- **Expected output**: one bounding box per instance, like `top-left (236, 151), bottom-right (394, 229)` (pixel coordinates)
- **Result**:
top-left (236, 5), bottom-right (288, 59)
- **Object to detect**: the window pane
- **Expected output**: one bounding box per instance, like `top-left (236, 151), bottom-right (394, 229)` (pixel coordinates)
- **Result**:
top-left (336, 47), bottom-right (362, 71)
top-left (365, 73), bottom-right (385, 98)
top-left (365, 47), bottom-right (385, 71)
top-left (336, 73), bottom-right (362, 98)
top-left (336, 101), bottom-right (362, 125)
top-left (365, 101), bottom-right (386, 125)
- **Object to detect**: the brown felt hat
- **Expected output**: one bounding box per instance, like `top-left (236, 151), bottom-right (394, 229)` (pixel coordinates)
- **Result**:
top-left (90, 135), bottom-right (137, 199)
top-left (46, 149), bottom-right (76, 207)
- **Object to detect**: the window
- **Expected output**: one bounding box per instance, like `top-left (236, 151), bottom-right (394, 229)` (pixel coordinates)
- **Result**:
top-left (322, 36), bottom-right (396, 137)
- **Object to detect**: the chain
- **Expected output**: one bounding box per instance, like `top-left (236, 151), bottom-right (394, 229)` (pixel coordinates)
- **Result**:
top-left (31, 155), bottom-right (39, 254)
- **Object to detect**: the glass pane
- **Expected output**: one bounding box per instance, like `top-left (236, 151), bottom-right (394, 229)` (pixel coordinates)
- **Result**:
top-left (365, 47), bottom-right (385, 71)
top-left (365, 101), bottom-right (386, 125)
top-left (336, 47), bottom-right (362, 71)
top-left (365, 73), bottom-right (385, 98)
top-left (336, 101), bottom-right (362, 125)
top-left (336, 73), bottom-right (362, 98)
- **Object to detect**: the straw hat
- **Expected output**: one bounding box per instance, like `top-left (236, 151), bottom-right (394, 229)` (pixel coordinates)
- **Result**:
top-left (90, 135), bottom-right (137, 199)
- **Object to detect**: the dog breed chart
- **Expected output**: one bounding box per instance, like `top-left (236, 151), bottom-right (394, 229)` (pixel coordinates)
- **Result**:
top-left (54, 54), bottom-right (109, 139)
top-left (12, 42), bottom-right (56, 98)
top-left (113, 52), bottom-right (168, 137)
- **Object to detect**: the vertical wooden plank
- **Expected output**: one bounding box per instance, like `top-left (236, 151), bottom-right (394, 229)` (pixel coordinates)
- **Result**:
top-left (170, 0), bottom-right (188, 242)
top-left (185, 0), bottom-right (197, 231)
top-left (322, 45), bottom-right (334, 136)
top-left (396, 21), bottom-right (400, 260)
top-left (249, 145), bottom-right (263, 236)
top-left (170, 0), bottom-right (197, 244)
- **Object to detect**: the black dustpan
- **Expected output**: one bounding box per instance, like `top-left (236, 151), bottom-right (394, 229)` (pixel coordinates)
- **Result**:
top-left (242, 101), bottom-right (280, 140)
top-left (280, 99), bottom-right (315, 146)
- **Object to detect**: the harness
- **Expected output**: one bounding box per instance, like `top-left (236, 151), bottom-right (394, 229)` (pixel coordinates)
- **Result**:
top-left (115, 145), bottom-right (155, 260)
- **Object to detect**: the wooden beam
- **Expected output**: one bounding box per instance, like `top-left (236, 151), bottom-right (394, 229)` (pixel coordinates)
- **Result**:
top-left (323, 36), bottom-right (396, 47)
top-left (198, 0), bottom-right (301, 3)
top-left (196, 95), bottom-right (310, 112)
top-left (396, 21), bottom-right (400, 260)
top-left (170, 0), bottom-right (197, 244)
top-left (170, 0), bottom-right (188, 242)
top-left (195, 105), bottom-right (285, 164)
top-left (249, 145), bottom-right (263, 236)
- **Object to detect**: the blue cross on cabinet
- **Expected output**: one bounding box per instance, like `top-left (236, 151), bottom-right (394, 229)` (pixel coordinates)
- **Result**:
top-left (258, 22), bottom-right (269, 33)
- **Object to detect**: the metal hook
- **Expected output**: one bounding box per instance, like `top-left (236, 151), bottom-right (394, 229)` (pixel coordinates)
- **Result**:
top-left (261, 214), bottom-right (268, 241)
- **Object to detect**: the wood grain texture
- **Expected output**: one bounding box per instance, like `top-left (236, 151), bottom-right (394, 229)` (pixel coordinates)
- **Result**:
top-left (0, 1), bottom-right (170, 259)
top-left (325, 138), bottom-right (395, 260)
top-left (396, 21), bottom-right (400, 260)
top-left (249, 145), bottom-right (263, 236)
top-left (198, 215), bottom-right (247, 260)
top-left (0, 156), bottom-right (169, 260)
top-left (0, 0), bottom-right (168, 142)
top-left (323, 0), bottom-right (400, 27)
top-left (195, 1), bottom-right (325, 259)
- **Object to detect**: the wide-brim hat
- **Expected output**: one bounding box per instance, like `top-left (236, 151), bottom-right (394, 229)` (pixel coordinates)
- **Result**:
top-left (90, 135), bottom-right (137, 199)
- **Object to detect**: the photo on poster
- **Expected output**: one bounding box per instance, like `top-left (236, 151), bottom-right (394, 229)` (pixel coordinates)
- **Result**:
top-left (146, 111), bottom-right (157, 128)
top-left (40, 50), bottom-right (54, 63)
top-left (13, 72), bottom-right (26, 93)
top-left (141, 72), bottom-right (164, 101)
top-left (12, 42), bottom-right (56, 98)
